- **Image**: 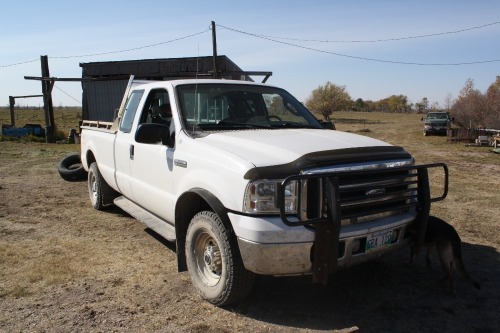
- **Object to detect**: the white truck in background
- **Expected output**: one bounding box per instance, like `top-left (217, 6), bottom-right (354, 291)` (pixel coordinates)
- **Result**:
top-left (80, 77), bottom-right (448, 306)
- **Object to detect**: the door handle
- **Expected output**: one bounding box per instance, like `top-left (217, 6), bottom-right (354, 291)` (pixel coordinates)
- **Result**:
top-left (129, 144), bottom-right (134, 160)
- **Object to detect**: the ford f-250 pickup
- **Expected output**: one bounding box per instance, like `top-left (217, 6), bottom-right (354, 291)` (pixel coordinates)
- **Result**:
top-left (80, 77), bottom-right (448, 306)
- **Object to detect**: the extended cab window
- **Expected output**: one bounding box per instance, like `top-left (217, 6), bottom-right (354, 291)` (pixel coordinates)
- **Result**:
top-left (120, 90), bottom-right (144, 133)
top-left (139, 89), bottom-right (172, 125)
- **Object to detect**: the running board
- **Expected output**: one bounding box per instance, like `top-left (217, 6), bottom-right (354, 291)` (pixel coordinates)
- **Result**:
top-left (114, 196), bottom-right (176, 242)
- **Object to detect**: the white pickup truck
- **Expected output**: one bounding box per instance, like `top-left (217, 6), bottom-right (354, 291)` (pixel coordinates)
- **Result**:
top-left (80, 77), bottom-right (448, 306)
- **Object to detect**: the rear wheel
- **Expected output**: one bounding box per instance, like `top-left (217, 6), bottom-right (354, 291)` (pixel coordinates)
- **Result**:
top-left (185, 211), bottom-right (254, 306)
top-left (88, 162), bottom-right (117, 210)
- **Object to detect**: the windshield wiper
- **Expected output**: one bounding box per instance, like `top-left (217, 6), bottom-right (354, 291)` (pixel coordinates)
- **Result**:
top-left (226, 122), bottom-right (272, 129)
top-left (270, 122), bottom-right (320, 129)
top-left (197, 122), bottom-right (272, 130)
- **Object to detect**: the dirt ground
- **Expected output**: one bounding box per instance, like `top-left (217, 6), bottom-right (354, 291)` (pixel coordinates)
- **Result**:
top-left (0, 114), bottom-right (499, 332)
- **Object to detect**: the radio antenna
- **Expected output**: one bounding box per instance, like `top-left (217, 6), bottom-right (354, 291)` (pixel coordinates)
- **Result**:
top-left (193, 44), bottom-right (200, 134)
top-left (211, 21), bottom-right (217, 79)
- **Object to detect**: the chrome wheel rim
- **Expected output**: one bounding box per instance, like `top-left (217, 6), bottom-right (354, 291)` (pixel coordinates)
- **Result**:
top-left (90, 174), bottom-right (98, 204)
top-left (194, 231), bottom-right (222, 287)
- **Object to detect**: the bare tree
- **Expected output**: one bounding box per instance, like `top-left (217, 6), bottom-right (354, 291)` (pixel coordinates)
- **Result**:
top-left (444, 93), bottom-right (453, 112)
top-left (485, 76), bottom-right (500, 129)
top-left (415, 97), bottom-right (429, 113)
top-left (430, 102), bottom-right (440, 111)
top-left (451, 79), bottom-right (486, 128)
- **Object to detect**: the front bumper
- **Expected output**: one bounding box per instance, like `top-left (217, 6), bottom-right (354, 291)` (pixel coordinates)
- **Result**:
top-left (229, 213), bottom-right (313, 275)
top-left (232, 163), bottom-right (448, 280)
top-left (424, 124), bottom-right (448, 134)
top-left (232, 212), bottom-right (415, 275)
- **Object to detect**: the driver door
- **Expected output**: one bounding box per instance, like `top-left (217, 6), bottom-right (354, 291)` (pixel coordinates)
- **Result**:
top-left (128, 88), bottom-right (176, 223)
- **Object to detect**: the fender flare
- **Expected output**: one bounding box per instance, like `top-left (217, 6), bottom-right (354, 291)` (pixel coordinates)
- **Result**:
top-left (190, 188), bottom-right (230, 222)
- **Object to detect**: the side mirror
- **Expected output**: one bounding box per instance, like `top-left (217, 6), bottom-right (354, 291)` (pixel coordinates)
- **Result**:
top-left (320, 120), bottom-right (335, 130)
top-left (421, 117), bottom-right (424, 121)
top-left (135, 123), bottom-right (171, 146)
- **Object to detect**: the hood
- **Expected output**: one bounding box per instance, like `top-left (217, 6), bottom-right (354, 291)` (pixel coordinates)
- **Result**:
top-left (199, 129), bottom-right (392, 167)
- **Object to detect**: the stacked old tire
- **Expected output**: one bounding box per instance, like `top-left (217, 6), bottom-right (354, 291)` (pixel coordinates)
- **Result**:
top-left (58, 153), bottom-right (87, 181)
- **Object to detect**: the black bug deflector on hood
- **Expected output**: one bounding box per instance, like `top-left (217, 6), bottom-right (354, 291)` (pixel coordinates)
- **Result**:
top-left (244, 146), bottom-right (412, 180)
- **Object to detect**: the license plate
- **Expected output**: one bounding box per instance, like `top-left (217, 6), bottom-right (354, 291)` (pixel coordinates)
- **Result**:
top-left (365, 230), bottom-right (393, 252)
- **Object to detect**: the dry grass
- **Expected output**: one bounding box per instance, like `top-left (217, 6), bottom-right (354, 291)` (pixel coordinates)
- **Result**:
top-left (0, 108), bottom-right (499, 332)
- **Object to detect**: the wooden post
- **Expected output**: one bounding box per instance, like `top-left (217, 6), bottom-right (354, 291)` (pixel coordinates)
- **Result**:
top-left (41, 57), bottom-right (50, 132)
top-left (9, 96), bottom-right (15, 127)
top-left (40, 55), bottom-right (55, 143)
top-left (211, 21), bottom-right (218, 79)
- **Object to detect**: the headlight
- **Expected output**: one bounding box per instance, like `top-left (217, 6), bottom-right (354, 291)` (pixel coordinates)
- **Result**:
top-left (243, 180), bottom-right (297, 214)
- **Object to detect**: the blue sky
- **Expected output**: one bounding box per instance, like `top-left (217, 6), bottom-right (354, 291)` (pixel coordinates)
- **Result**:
top-left (1, 0), bottom-right (499, 108)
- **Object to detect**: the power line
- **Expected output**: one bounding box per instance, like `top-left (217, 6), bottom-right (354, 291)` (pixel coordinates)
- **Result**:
top-left (53, 84), bottom-right (81, 105)
top-left (234, 21), bottom-right (500, 43)
top-left (2, 22), bottom-right (498, 68)
top-left (51, 28), bottom-right (210, 59)
top-left (0, 58), bottom-right (39, 68)
top-left (0, 28), bottom-right (210, 68)
top-left (217, 24), bottom-right (500, 66)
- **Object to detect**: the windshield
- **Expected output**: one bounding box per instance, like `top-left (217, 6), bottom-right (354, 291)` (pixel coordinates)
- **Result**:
top-left (176, 83), bottom-right (321, 135)
top-left (427, 113), bottom-right (449, 120)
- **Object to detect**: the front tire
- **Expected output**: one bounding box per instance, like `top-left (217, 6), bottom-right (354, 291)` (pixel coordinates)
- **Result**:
top-left (185, 211), bottom-right (254, 306)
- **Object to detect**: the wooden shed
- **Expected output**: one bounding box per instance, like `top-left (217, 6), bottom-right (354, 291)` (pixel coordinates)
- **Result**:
top-left (80, 56), bottom-right (271, 121)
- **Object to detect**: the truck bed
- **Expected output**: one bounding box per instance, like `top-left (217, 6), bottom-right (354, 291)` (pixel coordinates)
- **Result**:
top-left (81, 120), bottom-right (115, 133)
top-left (80, 122), bottom-right (118, 191)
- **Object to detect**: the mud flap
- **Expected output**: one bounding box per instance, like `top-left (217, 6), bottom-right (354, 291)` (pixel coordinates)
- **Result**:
top-left (312, 177), bottom-right (341, 286)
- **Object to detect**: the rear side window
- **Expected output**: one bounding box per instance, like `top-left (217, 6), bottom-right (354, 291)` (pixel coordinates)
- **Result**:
top-left (120, 90), bottom-right (144, 133)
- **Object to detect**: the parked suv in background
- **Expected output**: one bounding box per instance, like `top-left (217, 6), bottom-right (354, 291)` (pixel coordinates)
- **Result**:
top-left (422, 112), bottom-right (453, 136)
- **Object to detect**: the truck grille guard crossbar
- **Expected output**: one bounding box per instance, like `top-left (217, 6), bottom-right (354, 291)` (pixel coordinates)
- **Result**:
top-left (277, 163), bottom-right (448, 285)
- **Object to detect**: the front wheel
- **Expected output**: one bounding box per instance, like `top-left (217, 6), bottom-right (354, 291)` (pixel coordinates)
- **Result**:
top-left (185, 211), bottom-right (254, 306)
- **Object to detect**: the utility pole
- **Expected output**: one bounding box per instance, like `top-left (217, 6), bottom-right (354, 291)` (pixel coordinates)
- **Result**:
top-left (40, 55), bottom-right (55, 143)
top-left (211, 21), bottom-right (218, 79)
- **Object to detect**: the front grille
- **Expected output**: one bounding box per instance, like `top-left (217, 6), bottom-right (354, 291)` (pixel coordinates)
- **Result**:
top-left (278, 162), bottom-right (448, 227)
top-left (299, 167), bottom-right (417, 225)
top-left (277, 161), bottom-right (448, 284)
top-left (338, 168), bottom-right (417, 224)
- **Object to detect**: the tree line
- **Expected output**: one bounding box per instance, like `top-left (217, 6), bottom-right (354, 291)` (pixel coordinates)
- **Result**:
top-left (306, 76), bottom-right (500, 129)
top-left (451, 76), bottom-right (500, 130)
